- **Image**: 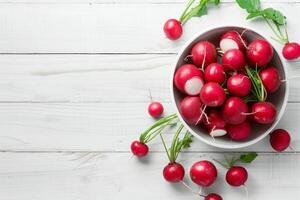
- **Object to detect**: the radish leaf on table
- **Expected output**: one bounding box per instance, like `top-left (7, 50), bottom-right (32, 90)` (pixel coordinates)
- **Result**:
top-left (239, 152), bottom-right (258, 163)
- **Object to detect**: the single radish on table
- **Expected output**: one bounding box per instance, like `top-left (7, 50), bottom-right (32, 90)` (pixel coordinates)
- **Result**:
top-left (226, 166), bottom-right (248, 187)
top-left (160, 125), bottom-right (192, 183)
top-left (251, 102), bottom-right (277, 124)
top-left (131, 114), bottom-right (178, 157)
top-left (204, 63), bottom-right (226, 84)
top-left (205, 193), bottom-right (223, 200)
top-left (222, 97), bottom-right (248, 125)
top-left (148, 102), bottom-right (164, 118)
top-left (179, 96), bottom-right (203, 125)
top-left (131, 141), bottom-right (149, 157)
top-left (203, 110), bottom-right (227, 137)
top-left (219, 31), bottom-right (248, 52)
top-left (222, 49), bottom-right (245, 71)
top-left (247, 39), bottom-right (274, 67)
top-left (259, 67), bottom-right (281, 93)
top-left (227, 74), bottom-right (251, 97)
top-left (282, 42), bottom-right (300, 60)
top-left (163, 19), bottom-right (183, 40)
top-left (200, 82), bottom-right (226, 107)
top-left (226, 120), bottom-right (251, 141)
top-left (191, 41), bottom-right (217, 68)
top-left (174, 64), bottom-right (204, 96)
top-left (270, 129), bottom-right (291, 152)
top-left (190, 160), bottom-right (218, 187)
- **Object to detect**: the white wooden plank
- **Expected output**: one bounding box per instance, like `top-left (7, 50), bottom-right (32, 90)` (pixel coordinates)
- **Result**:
top-left (0, 3), bottom-right (298, 53)
top-left (0, 152), bottom-right (299, 200)
top-left (0, 55), bottom-right (299, 102)
top-left (0, 102), bottom-right (299, 152)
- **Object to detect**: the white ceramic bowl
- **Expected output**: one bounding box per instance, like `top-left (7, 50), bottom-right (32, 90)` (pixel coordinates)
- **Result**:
top-left (170, 26), bottom-right (289, 149)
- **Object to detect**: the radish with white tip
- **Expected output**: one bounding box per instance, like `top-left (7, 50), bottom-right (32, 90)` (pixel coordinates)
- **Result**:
top-left (219, 31), bottom-right (248, 52)
top-left (174, 64), bottom-right (204, 96)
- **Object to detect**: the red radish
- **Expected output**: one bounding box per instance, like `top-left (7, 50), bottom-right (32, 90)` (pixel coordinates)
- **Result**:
top-left (259, 67), bottom-right (281, 93)
top-left (174, 64), bottom-right (204, 96)
top-left (204, 110), bottom-right (227, 137)
top-left (191, 41), bottom-right (217, 68)
top-left (148, 102), bottom-right (164, 118)
top-left (282, 42), bottom-right (300, 60)
top-left (222, 49), bottom-right (245, 71)
top-left (205, 193), bottom-right (223, 200)
top-left (130, 141), bottom-right (149, 157)
top-left (163, 162), bottom-right (185, 182)
top-left (251, 102), bottom-right (277, 124)
top-left (227, 74), bottom-right (251, 97)
top-left (163, 19), bottom-right (183, 40)
top-left (222, 97), bottom-right (248, 125)
top-left (179, 96), bottom-right (203, 125)
top-left (226, 166), bottom-right (248, 187)
top-left (204, 110), bottom-right (226, 129)
top-left (190, 160), bottom-right (217, 187)
top-left (204, 63), bottom-right (226, 84)
top-left (220, 31), bottom-right (247, 52)
top-left (247, 39), bottom-right (274, 67)
top-left (270, 129), bottom-right (291, 152)
top-left (200, 82), bottom-right (226, 107)
top-left (227, 120), bottom-right (251, 141)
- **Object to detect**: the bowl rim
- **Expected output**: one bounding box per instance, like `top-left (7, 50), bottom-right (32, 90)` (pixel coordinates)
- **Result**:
top-left (170, 25), bottom-right (289, 149)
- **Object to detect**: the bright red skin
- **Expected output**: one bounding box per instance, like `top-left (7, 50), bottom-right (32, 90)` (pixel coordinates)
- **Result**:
top-left (222, 49), bottom-right (245, 71)
top-left (227, 120), bottom-right (251, 141)
top-left (252, 102), bottom-right (277, 124)
top-left (130, 141), bottom-right (149, 157)
top-left (222, 97), bottom-right (248, 125)
top-left (205, 193), bottom-right (223, 200)
top-left (226, 166), bottom-right (248, 187)
top-left (227, 74), bottom-right (251, 97)
top-left (247, 39), bottom-right (274, 67)
top-left (148, 102), bottom-right (164, 118)
top-left (200, 82), bottom-right (226, 107)
top-left (203, 110), bottom-right (226, 130)
top-left (163, 19), bottom-right (183, 40)
top-left (179, 96), bottom-right (203, 125)
top-left (191, 41), bottom-right (217, 67)
top-left (163, 162), bottom-right (185, 182)
top-left (282, 42), bottom-right (300, 60)
top-left (190, 160), bottom-right (217, 187)
top-left (220, 31), bottom-right (248, 51)
top-left (270, 129), bottom-right (291, 152)
top-left (204, 63), bottom-right (226, 84)
top-left (174, 64), bottom-right (203, 94)
top-left (259, 67), bottom-right (281, 93)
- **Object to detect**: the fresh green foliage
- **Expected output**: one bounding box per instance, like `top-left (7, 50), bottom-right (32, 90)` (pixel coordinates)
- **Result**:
top-left (214, 152), bottom-right (258, 169)
top-left (179, 0), bottom-right (221, 25)
top-left (139, 114), bottom-right (178, 144)
top-left (245, 66), bottom-right (267, 102)
top-left (235, 0), bottom-right (289, 44)
top-left (236, 0), bottom-right (260, 13)
top-left (160, 124), bottom-right (193, 163)
top-left (239, 152), bottom-right (258, 163)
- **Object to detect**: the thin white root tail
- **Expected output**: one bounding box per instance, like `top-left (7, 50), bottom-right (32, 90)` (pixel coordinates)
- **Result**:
top-left (241, 112), bottom-right (257, 116)
top-left (201, 47), bottom-right (207, 71)
top-left (195, 105), bottom-right (207, 125)
top-left (180, 181), bottom-right (198, 195)
top-left (243, 185), bottom-right (249, 200)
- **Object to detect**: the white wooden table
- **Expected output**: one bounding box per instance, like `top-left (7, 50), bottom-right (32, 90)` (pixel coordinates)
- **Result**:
top-left (0, 0), bottom-right (299, 199)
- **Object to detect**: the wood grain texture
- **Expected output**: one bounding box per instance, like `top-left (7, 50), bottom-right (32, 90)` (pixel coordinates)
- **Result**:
top-left (0, 3), bottom-right (298, 53)
top-left (0, 152), bottom-right (299, 200)
top-left (0, 55), bottom-right (299, 103)
top-left (0, 102), bottom-right (299, 152)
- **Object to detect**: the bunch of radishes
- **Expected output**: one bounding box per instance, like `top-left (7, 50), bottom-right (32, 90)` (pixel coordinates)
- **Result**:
top-left (174, 30), bottom-right (290, 145)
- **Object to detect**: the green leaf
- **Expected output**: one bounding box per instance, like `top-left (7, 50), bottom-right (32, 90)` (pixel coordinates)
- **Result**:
top-left (262, 8), bottom-right (286, 25)
top-left (239, 152), bottom-right (258, 163)
top-left (196, 4), bottom-right (208, 17)
top-left (246, 11), bottom-right (262, 19)
top-left (236, 0), bottom-right (261, 13)
top-left (208, 0), bottom-right (220, 5)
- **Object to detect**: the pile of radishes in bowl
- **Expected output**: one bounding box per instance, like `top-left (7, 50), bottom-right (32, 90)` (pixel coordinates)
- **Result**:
top-left (172, 27), bottom-right (288, 148)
